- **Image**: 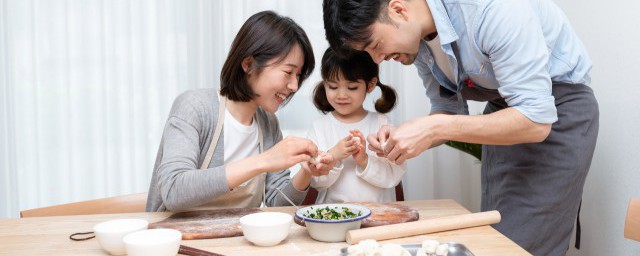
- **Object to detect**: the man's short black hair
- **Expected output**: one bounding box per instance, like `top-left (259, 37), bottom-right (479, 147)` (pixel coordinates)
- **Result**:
top-left (323, 0), bottom-right (391, 58)
top-left (220, 10), bottom-right (315, 103)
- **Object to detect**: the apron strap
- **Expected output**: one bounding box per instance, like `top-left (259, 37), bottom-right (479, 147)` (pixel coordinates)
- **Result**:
top-left (200, 94), bottom-right (227, 170)
top-left (200, 92), bottom-right (267, 207)
top-left (450, 41), bottom-right (468, 115)
top-left (257, 114), bottom-right (265, 207)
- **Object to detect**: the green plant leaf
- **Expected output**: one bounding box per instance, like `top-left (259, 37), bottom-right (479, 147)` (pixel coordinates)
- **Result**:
top-left (445, 141), bottom-right (482, 161)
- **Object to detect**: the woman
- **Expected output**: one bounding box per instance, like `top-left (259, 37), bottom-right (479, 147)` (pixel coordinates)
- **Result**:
top-left (146, 11), bottom-right (331, 212)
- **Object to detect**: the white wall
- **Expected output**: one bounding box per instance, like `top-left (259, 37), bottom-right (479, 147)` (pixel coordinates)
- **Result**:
top-left (554, 0), bottom-right (640, 255)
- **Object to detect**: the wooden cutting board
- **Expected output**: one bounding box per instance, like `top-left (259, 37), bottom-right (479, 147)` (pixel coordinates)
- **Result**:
top-left (294, 202), bottom-right (419, 227)
top-left (149, 208), bottom-right (262, 240)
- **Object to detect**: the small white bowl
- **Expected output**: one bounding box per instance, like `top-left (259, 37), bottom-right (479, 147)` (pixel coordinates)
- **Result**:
top-left (240, 212), bottom-right (293, 246)
top-left (123, 228), bottom-right (182, 256)
top-left (295, 204), bottom-right (371, 242)
top-left (93, 219), bottom-right (149, 255)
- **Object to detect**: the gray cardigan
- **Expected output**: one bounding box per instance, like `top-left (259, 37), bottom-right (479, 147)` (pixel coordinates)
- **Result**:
top-left (146, 88), bottom-right (307, 212)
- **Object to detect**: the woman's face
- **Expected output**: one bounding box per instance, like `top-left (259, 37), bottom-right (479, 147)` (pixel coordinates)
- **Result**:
top-left (247, 44), bottom-right (304, 113)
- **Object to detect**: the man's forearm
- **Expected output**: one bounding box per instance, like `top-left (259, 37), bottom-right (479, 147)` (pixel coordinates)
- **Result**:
top-left (431, 107), bottom-right (551, 145)
top-left (427, 110), bottom-right (453, 148)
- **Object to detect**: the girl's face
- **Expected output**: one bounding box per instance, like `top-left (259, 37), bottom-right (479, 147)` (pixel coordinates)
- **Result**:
top-left (246, 44), bottom-right (304, 113)
top-left (324, 72), bottom-right (374, 121)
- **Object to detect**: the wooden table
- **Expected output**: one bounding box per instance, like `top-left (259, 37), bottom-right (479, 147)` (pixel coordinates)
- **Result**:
top-left (0, 200), bottom-right (530, 255)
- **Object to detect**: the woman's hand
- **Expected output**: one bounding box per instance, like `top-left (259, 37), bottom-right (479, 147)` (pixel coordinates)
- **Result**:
top-left (293, 151), bottom-right (334, 191)
top-left (328, 134), bottom-right (359, 162)
top-left (349, 130), bottom-right (368, 169)
top-left (301, 151), bottom-right (335, 176)
top-left (259, 136), bottom-right (318, 173)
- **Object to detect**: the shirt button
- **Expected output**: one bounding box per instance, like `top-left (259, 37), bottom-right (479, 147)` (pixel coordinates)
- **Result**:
top-left (429, 58), bottom-right (434, 64)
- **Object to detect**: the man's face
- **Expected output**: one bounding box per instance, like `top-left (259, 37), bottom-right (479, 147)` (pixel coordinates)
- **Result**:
top-left (354, 20), bottom-right (422, 65)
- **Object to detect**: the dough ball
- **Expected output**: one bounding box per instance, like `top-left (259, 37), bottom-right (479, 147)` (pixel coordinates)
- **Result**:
top-left (422, 239), bottom-right (440, 254)
top-left (435, 243), bottom-right (449, 256)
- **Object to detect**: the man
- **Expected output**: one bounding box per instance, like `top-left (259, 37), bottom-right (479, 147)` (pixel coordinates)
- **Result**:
top-left (323, 0), bottom-right (598, 255)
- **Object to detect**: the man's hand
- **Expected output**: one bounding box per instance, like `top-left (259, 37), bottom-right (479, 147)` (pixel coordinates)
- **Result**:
top-left (372, 116), bottom-right (438, 165)
top-left (384, 117), bottom-right (434, 164)
top-left (367, 125), bottom-right (392, 157)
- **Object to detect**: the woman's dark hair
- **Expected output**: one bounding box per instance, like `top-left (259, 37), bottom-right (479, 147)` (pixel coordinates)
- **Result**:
top-left (220, 11), bottom-right (315, 104)
top-left (323, 0), bottom-right (392, 58)
top-left (313, 48), bottom-right (396, 114)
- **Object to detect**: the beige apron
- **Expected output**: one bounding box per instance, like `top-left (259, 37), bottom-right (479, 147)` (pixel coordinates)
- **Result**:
top-left (197, 95), bottom-right (266, 209)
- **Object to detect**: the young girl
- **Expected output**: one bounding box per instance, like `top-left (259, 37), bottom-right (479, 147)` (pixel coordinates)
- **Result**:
top-left (307, 48), bottom-right (405, 203)
top-left (146, 11), bottom-right (331, 212)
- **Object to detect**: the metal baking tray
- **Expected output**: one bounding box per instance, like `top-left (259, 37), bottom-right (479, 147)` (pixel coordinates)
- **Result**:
top-left (340, 242), bottom-right (474, 256)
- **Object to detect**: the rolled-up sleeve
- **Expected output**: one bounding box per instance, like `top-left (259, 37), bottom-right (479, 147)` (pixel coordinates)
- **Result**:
top-left (476, 0), bottom-right (557, 124)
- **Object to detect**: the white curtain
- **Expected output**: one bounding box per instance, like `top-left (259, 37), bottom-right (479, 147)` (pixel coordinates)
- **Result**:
top-left (0, 0), bottom-right (480, 218)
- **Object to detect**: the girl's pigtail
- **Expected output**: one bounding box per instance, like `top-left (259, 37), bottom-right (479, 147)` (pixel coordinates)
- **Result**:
top-left (374, 80), bottom-right (397, 114)
top-left (313, 81), bottom-right (335, 114)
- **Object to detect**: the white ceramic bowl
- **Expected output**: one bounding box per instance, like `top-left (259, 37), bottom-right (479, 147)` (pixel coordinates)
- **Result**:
top-left (240, 212), bottom-right (293, 246)
top-left (295, 204), bottom-right (371, 242)
top-left (123, 228), bottom-right (182, 256)
top-left (93, 219), bottom-right (149, 255)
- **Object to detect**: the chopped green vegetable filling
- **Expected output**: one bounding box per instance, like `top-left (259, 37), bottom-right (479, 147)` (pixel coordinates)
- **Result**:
top-left (302, 206), bottom-right (362, 220)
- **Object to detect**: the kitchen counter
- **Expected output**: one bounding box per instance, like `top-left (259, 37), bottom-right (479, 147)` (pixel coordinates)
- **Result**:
top-left (0, 199), bottom-right (530, 255)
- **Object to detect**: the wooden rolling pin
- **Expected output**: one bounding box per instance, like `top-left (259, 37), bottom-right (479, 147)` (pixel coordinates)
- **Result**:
top-left (346, 210), bottom-right (501, 244)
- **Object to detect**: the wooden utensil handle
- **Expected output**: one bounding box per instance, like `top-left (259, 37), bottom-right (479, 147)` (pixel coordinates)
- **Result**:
top-left (346, 210), bottom-right (501, 244)
top-left (179, 245), bottom-right (225, 256)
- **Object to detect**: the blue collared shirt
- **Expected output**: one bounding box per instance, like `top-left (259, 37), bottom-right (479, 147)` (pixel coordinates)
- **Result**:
top-left (415, 0), bottom-right (592, 124)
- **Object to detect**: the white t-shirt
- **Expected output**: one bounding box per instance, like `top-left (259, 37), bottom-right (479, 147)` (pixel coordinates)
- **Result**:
top-left (307, 111), bottom-right (406, 203)
top-left (223, 109), bottom-right (259, 165)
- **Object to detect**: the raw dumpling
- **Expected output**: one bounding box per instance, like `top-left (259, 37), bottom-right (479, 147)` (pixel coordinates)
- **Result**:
top-left (358, 239), bottom-right (380, 252)
top-left (415, 248), bottom-right (429, 256)
top-left (347, 239), bottom-right (380, 256)
top-left (309, 155), bottom-right (322, 165)
top-left (379, 244), bottom-right (411, 256)
top-left (435, 243), bottom-right (449, 256)
top-left (347, 244), bottom-right (365, 256)
top-left (421, 239), bottom-right (440, 254)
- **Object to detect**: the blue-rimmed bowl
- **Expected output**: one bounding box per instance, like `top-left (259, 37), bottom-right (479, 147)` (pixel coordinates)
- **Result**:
top-left (295, 203), bottom-right (371, 242)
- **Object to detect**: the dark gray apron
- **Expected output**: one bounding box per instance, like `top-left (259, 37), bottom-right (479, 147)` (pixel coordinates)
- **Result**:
top-left (454, 81), bottom-right (599, 256)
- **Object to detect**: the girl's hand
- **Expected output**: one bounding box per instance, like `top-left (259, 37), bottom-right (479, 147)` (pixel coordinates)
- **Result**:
top-left (260, 136), bottom-right (318, 172)
top-left (350, 130), bottom-right (368, 169)
top-left (301, 151), bottom-right (335, 176)
top-left (328, 134), bottom-right (359, 161)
